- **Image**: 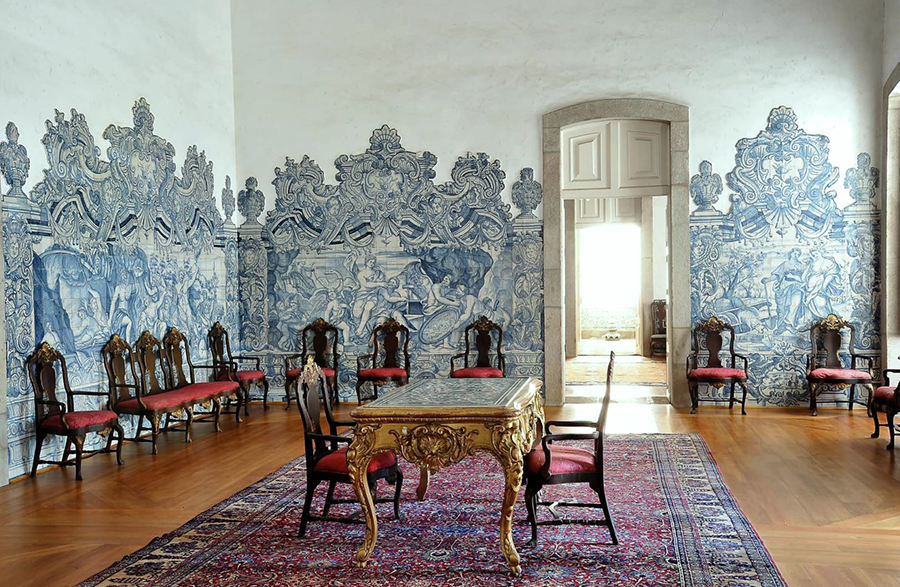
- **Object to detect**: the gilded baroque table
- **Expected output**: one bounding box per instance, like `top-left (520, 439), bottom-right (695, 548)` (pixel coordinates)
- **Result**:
top-left (347, 376), bottom-right (544, 574)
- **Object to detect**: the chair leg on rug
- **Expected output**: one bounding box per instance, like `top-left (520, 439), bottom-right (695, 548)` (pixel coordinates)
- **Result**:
top-left (524, 482), bottom-right (540, 546)
top-left (321, 480), bottom-right (336, 518)
top-left (392, 467), bottom-right (403, 520)
top-left (595, 482), bottom-right (618, 545)
top-left (299, 478), bottom-right (321, 537)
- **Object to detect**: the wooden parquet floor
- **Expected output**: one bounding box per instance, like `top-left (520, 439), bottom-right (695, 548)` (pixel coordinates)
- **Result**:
top-left (1, 400), bottom-right (900, 586)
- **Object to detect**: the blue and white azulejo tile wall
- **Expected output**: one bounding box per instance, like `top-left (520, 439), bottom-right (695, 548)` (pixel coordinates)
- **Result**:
top-left (236, 125), bottom-right (545, 401)
top-left (0, 99), bottom-right (238, 477)
top-left (690, 106), bottom-right (880, 406)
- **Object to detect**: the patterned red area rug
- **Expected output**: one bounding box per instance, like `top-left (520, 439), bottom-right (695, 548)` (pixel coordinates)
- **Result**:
top-left (77, 434), bottom-right (786, 586)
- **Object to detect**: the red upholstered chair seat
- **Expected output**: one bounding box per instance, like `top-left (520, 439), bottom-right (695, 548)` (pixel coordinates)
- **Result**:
top-left (688, 367), bottom-right (747, 379)
top-left (117, 382), bottom-right (236, 411)
top-left (874, 386), bottom-right (897, 401)
top-left (452, 366), bottom-right (503, 378)
top-left (287, 366), bottom-right (335, 378)
top-left (808, 368), bottom-right (872, 380)
top-left (41, 410), bottom-right (118, 432)
top-left (358, 367), bottom-right (407, 378)
top-left (524, 445), bottom-right (597, 475)
top-left (313, 447), bottom-right (396, 474)
top-left (235, 369), bottom-right (265, 382)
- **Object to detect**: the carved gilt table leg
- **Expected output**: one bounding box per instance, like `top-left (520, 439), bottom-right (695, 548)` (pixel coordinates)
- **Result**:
top-left (496, 454), bottom-right (524, 575)
top-left (416, 467), bottom-right (430, 501)
top-left (346, 424), bottom-right (381, 567)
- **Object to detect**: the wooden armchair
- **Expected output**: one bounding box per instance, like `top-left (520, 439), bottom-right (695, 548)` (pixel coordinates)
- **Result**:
top-left (871, 364), bottom-right (900, 449)
top-left (805, 313), bottom-right (874, 416)
top-left (523, 351), bottom-right (617, 546)
top-left (286, 318), bottom-right (340, 410)
top-left (208, 321), bottom-right (268, 414)
top-left (686, 316), bottom-right (749, 414)
top-left (450, 315), bottom-right (505, 378)
top-left (355, 317), bottom-right (410, 404)
top-left (28, 342), bottom-right (124, 480)
top-left (296, 358), bottom-right (402, 537)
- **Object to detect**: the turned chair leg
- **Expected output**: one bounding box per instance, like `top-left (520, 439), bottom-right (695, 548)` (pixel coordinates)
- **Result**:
top-left (888, 411), bottom-right (897, 450)
top-left (73, 435), bottom-right (85, 481)
top-left (213, 398), bottom-right (222, 433)
top-left (30, 431), bottom-right (47, 477)
top-left (810, 383), bottom-right (818, 416)
top-left (114, 424), bottom-right (125, 465)
top-left (285, 377), bottom-right (296, 411)
top-left (298, 478), bottom-right (320, 537)
top-left (151, 417), bottom-right (161, 454)
top-left (739, 381), bottom-right (748, 415)
top-left (234, 392), bottom-right (243, 424)
top-left (262, 379), bottom-right (270, 410)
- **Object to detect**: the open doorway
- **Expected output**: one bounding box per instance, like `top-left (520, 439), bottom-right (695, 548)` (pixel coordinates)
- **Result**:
top-left (565, 195), bottom-right (668, 403)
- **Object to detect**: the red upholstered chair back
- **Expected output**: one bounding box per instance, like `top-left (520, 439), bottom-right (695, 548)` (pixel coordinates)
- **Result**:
top-left (132, 330), bottom-right (170, 395)
top-left (809, 314), bottom-right (856, 370)
top-left (461, 316), bottom-right (504, 371)
top-left (163, 326), bottom-right (196, 389)
top-left (27, 342), bottom-right (74, 426)
top-left (371, 318), bottom-right (410, 371)
top-left (691, 317), bottom-right (738, 369)
top-left (302, 318), bottom-right (339, 373)
top-left (102, 334), bottom-right (141, 406)
top-left (207, 321), bottom-right (234, 381)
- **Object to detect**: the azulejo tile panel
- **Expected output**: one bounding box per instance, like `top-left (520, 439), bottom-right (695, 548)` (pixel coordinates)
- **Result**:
top-left (238, 126), bottom-right (544, 401)
top-left (690, 106), bottom-right (879, 406)
top-left (0, 99), bottom-right (237, 478)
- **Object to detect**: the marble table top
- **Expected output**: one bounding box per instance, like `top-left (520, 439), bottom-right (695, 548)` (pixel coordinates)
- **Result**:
top-left (360, 377), bottom-right (537, 410)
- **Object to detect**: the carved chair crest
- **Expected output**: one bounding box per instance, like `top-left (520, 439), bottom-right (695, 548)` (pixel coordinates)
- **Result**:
top-left (809, 313), bottom-right (857, 370)
top-left (461, 315), bottom-right (504, 370)
top-left (163, 326), bottom-right (193, 388)
top-left (102, 334), bottom-right (140, 404)
top-left (132, 330), bottom-right (168, 394)
top-left (302, 318), bottom-right (339, 370)
top-left (691, 316), bottom-right (737, 369)
top-left (27, 342), bottom-right (71, 422)
top-left (372, 317), bottom-right (410, 370)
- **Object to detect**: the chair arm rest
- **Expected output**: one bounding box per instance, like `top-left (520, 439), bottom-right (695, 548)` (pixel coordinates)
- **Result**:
top-left (733, 353), bottom-right (749, 370)
top-left (330, 420), bottom-right (357, 428)
top-left (450, 352), bottom-right (466, 372)
top-left (538, 432), bottom-right (599, 477)
top-left (357, 354), bottom-right (373, 370)
top-left (36, 399), bottom-right (67, 411)
top-left (882, 369), bottom-right (900, 387)
top-left (307, 432), bottom-right (352, 444)
top-left (71, 390), bottom-right (109, 397)
top-left (232, 355), bottom-right (262, 370)
top-left (545, 419), bottom-right (599, 431)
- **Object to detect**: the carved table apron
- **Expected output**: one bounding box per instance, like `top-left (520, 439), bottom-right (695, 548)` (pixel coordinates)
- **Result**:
top-left (347, 376), bottom-right (544, 575)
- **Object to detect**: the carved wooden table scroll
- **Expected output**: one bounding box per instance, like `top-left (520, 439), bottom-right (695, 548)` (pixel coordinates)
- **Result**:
top-left (347, 377), bottom-right (543, 574)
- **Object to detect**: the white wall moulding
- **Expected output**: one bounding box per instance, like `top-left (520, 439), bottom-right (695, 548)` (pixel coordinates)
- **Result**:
top-left (574, 197), bottom-right (642, 226)
top-left (561, 119), bottom-right (670, 200)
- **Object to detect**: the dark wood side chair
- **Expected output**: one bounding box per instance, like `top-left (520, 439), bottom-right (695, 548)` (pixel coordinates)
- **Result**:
top-left (871, 363), bottom-right (900, 449)
top-left (286, 318), bottom-right (340, 410)
top-left (805, 313), bottom-right (874, 416)
top-left (650, 299), bottom-right (667, 357)
top-left (207, 321), bottom-right (268, 414)
top-left (450, 315), bottom-right (505, 378)
top-left (523, 351), bottom-right (617, 546)
top-left (686, 316), bottom-right (749, 415)
top-left (296, 358), bottom-right (403, 537)
top-left (355, 317), bottom-right (410, 404)
top-left (28, 342), bottom-right (124, 480)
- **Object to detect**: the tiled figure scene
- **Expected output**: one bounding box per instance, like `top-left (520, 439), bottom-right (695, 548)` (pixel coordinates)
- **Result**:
top-left (1, 100), bottom-right (239, 478)
top-left (690, 106), bottom-right (879, 406)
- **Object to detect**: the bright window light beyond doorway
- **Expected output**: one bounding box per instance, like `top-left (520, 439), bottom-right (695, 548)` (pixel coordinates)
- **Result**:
top-left (578, 223), bottom-right (641, 337)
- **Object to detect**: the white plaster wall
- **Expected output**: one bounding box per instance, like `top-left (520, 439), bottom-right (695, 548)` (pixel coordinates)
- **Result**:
top-left (0, 0), bottom-right (237, 213)
top-left (231, 0), bottom-right (884, 216)
top-left (885, 0), bottom-right (900, 83)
